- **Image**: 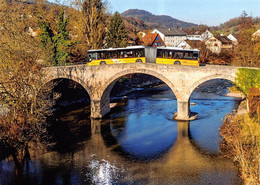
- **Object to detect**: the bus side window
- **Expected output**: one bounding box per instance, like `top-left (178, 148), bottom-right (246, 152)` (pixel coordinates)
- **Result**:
top-left (184, 52), bottom-right (193, 59)
top-left (174, 52), bottom-right (183, 59)
top-left (126, 51), bottom-right (132, 58)
top-left (101, 52), bottom-right (106, 59)
top-left (124, 51), bottom-right (128, 58)
top-left (165, 51), bottom-right (169, 58)
top-left (140, 50), bottom-right (144, 57)
top-left (157, 50), bottom-right (162, 57)
top-left (107, 51), bottom-right (112, 59)
top-left (193, 52), bottom-right (199, 60)
top-left (120, 51), bottom-right (124, 58)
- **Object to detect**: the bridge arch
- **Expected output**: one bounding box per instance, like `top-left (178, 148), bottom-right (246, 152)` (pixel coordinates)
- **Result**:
top-left (97, 68), bottom-right (180, 119)
top-left (173, 74), bottom-right (236, 121)
top-left (101, 68), bottom-right (181, 100)
top-left (44, 74), bottom-right (93, 100)
top-left (186, 74), bottom-right (235, 101)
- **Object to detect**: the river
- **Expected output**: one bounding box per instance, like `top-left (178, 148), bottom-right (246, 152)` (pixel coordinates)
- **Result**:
top-left (0, 83), bottom-right (242, 185)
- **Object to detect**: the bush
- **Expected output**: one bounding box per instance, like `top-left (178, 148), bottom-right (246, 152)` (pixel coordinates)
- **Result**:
top-left (248, 88), bottom-right (260, 118)
top-left (220, 114), bottom-right (260, 184)
top-left (235, 68), bottom-right (260, 96)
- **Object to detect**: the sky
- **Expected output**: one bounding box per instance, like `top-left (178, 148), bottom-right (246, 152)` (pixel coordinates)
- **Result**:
top-left (106, 0), bottom-right (260, 26)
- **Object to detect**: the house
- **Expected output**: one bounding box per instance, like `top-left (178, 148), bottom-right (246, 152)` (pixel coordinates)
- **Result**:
top-left (152, 28), bottom-right (187, 47)
top-left (227, 34), bottom-right (238, 45)
top-left (252, 29), bottom-right (260, 38)
top-left (205, 37), bottom-right (221, 53)
top-left (28, 27), bottom-right (41, 37)
top-left (28, 27), bottom-right (57, 37)
top-left (141, 33), bottom-right (165, 47)
top-left (200, 30), bottom-right (213, 41)
top-left (205, 36), bottom-right (233, 53)
top-left (186, 31), bottom-right (203, 41)
top-left (177, 40), bottom-right (203, 49)
top-left (216, 36), bottom-right (233, 50)
top-left (177, 40), bottom-right (192, 49)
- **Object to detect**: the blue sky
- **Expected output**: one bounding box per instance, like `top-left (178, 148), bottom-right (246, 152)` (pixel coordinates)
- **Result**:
top-left (106, 0), bottom-right (260, 26)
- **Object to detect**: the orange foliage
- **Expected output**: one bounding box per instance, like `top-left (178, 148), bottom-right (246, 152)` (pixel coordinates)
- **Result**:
top-left (248, 88), bottom-right (260, 118)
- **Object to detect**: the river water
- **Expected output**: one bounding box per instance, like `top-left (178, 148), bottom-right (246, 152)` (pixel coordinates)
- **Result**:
top-left (0, 83), bottom-right (242, 185)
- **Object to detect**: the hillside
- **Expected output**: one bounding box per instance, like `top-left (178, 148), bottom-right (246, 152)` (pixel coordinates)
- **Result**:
top-left (121, 9), bottom-right (197, 29)
top-left (210, 16), bottom-right (260, 35)
top-left (123, 16), bottom-right (151, 31)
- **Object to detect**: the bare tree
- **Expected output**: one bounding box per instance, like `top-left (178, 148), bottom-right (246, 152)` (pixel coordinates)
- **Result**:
top-left (0, 1), bottom-right (56, 170)
top-left (67, 0), bottom-right (109, 62)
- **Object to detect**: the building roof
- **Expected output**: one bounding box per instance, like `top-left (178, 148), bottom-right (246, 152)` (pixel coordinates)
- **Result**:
top-left (185, 30), bottom-right (206, 35)
top-left (253, 29), bottom-right (260, 37)
top-left (142, 33), bottom-right (159, 46)
top-left (228, 33), bottom-right (237, 38)
top-left (215, 36), bottom-right (232, 44)
top-left (185, 40), bottom-right (203, 49)
top-left (155, 28), bottom-right (187, 36)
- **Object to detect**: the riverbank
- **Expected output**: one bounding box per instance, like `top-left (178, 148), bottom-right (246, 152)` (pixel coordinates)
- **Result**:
top-left (220, 98), bottom-right (260, 184)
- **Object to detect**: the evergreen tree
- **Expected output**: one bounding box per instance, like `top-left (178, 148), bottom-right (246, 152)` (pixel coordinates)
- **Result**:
top-left (39, 22), bottom-right (56, 65)
top-left (106, 11), bottom-right (128, 48)
top-left (39, 9), bottom-right (74, 65)
top-left (54, 8), bottom-right (73, 65)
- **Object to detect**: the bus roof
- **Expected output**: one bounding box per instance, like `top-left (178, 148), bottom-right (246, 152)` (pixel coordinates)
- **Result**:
top-left (87, 45), bottom-right (146, 53)
top-left (157, 46), bottom-right (200, 52)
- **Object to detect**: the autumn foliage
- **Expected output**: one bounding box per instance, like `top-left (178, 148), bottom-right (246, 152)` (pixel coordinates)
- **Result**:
top-left (248, 88), bottom-right (260, 118)
top-left (0, 0), bottom-right (56, 169)
top-left (220, 114), bottom-right (260, 184)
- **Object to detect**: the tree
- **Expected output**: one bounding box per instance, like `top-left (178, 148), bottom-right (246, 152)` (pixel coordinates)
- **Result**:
top-left (232, 11), bottom-right (260, 67)
top-left (39, 22), bottom-right (56, 65)
top-left (235, 68), bottom-right (260, 96)
top-left (83, 0), bottom-right (107, 49)
top-left (81, 0), bottom-right (108, 49)
top-left (65, 0), bottom-right (108, 62)
top-left (39, 8), bottom-right (74, 65)
top-left (106, 11), bottom-right (128, 48)
top-left (0, 1), bottom-right (56, 170)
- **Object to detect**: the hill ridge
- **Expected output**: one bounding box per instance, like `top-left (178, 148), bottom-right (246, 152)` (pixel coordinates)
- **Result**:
top-left (121, 9), bottom-right (197, 29)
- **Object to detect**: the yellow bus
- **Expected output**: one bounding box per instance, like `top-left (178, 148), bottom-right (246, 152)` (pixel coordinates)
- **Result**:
top-left (156, 47), bottom-right (201, 66)
top-left (86, 46), bottom-right (201, 66)
top-left (87, 46), bottom-right (147, 65)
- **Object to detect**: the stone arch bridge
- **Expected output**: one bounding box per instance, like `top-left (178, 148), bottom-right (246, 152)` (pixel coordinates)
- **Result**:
top-left (44, 63), bottom-right (241, 120)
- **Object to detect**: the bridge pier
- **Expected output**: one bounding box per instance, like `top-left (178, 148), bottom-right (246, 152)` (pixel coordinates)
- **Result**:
top-left (90, 99), bottom-right (110, 119)
top-left (174, 99), bottom-right (198, 121)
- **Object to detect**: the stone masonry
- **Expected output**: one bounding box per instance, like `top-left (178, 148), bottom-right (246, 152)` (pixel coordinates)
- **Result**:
top-left (43, 64), bottom-right (241, 120)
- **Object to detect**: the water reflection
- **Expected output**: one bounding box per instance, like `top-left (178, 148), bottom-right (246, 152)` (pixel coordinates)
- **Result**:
top-left (0, 83), bottom-right (242, 185)
top-left (0, 118), bottom-right (241, 185)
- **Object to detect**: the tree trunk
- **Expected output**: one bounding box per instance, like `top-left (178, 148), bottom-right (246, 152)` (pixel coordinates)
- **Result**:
top-left (11, 151), bottom-right (23, 175)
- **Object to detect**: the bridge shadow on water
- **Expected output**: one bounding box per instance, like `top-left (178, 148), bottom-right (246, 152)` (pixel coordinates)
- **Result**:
top-left (0, 111), bottom-right (241, 185)
top-left (0, 77), bottom-right (243, 185)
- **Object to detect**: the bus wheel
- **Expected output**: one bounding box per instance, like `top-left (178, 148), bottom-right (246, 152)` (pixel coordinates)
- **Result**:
top-left (100, 61), bottom-right (106, 65)
top-left (136, 59), bottom-right (142, 63)
top-left (174, 61), bottom-right (181, 65)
